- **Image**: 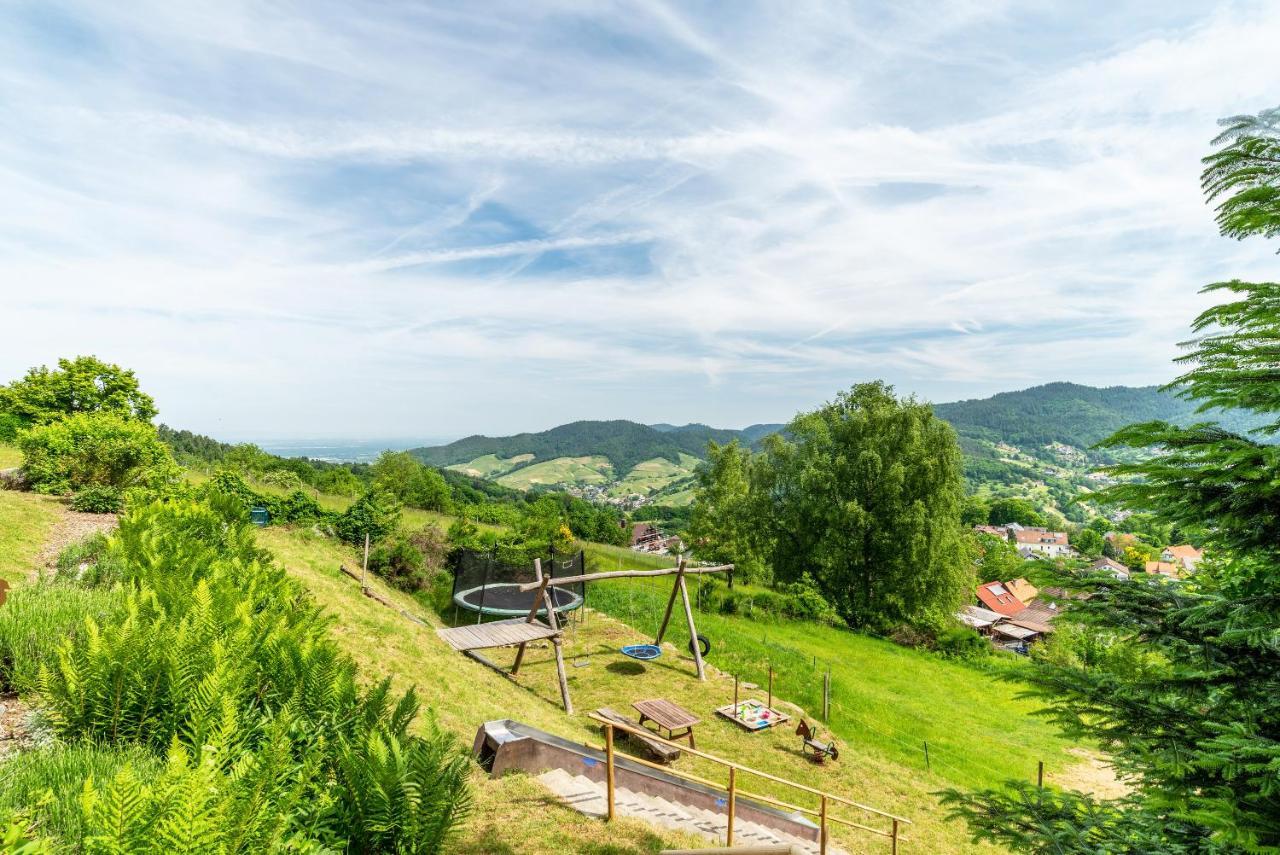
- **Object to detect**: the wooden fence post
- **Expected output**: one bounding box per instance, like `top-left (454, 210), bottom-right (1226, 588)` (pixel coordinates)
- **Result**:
top-left (605, 723), bottom-right (616, 821)
top-left (361, 532), bottom-right (369, 590)
top-left (924, 740), bottom-right (931, 771)
top-left (892, 818), bottom-right (899, 855)
top-left (726, 767), bottom-right (736, 846)
top-left (819, 794), bottom-right (828, 855)
top-left (1038, 760), bottom-right (1044, 789)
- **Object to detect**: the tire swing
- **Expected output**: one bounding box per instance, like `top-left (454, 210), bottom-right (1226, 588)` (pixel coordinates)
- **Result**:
top-left (688, 633), bottom-right (710, 658)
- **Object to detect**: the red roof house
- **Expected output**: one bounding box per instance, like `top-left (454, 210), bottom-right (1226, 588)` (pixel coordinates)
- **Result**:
top-left (975, 581), bottom-right (1026, 617)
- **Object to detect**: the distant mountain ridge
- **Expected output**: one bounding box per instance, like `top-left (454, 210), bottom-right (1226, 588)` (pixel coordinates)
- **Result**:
top-left (410, 419), bottom-right (744, 475)
top-left (408, 382), bottom-right (1268, 496)
top-left (933, 381), bottom-right (1268, 449)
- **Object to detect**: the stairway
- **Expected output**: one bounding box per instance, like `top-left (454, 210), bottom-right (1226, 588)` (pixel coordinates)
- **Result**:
top-left (537, 768), bottom-right (849, 855)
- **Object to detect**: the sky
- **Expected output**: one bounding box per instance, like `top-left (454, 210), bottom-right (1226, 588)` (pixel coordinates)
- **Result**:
top-left (3, 1), bottom-right (1280, 442)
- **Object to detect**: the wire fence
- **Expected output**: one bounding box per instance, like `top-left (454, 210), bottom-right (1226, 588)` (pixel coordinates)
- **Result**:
top-left (586, 570), bottom-right (1055, 792)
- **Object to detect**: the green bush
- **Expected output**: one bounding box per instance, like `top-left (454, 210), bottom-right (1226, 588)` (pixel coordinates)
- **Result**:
top-left (336, 489), bottom-right (402, 545)
top-left (935, 626), bottom-right (992, 660)
top-left (18, 413), bottom-right (178, 495)
top-left (24, 497), bottom-right (470, 852)
top-left (369, 535), bottom-right (428, 592)
top-left (69, 485), bottom-right (122, 514)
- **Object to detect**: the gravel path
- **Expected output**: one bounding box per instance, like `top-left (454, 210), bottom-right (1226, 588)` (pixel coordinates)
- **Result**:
top-left (32, 509), bottom-right (119, 579)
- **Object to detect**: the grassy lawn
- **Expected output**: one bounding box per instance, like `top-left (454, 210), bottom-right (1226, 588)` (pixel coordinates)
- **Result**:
top-left (256, 523), bottom-right (1081, 853)
top-left (0, 443), bottom-right (21, 469)
top-left (0, 490), bottom-right (63, 583)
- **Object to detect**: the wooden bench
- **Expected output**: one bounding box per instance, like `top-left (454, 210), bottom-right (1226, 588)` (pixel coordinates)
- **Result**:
top-left (596, 707), bottom-right (682, 764)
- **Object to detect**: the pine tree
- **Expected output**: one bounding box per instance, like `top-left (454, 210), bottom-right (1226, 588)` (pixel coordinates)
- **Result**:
top-left (943, 105), bottom-right (1280, 855)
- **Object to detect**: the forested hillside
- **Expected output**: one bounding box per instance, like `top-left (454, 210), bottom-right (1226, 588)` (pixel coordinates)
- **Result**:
top-left (410, 419), bottom-right (742, 473)
top-left (934, 382), bottom-right (1267, 447)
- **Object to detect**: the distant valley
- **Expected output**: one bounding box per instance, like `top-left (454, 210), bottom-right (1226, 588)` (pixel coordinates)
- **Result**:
top-left (406, 382), bottom-right (1270, 514)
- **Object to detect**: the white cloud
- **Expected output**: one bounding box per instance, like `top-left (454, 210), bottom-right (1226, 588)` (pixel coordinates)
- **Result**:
top-left (1, 1), bottom-right (1278, 437)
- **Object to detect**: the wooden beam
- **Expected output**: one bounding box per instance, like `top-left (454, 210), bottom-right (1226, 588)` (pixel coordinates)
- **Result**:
top-left (552, 635), bottom-right (573, 714)
top-left (516, 563), bottom-right (733, 591)
top-left (654, 562), bottom-right (682, 645)
top-left (679, 559), bottom-right (706, 681)
top-left (512, 562), bottom-right (549, 675)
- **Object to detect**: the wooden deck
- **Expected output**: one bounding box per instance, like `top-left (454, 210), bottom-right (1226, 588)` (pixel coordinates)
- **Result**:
top-left (436, 617), bottom-right (561, 651)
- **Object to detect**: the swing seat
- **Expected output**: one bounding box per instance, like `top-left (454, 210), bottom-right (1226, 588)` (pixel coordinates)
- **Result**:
top-left (621, 644), bottom-right (662, 661)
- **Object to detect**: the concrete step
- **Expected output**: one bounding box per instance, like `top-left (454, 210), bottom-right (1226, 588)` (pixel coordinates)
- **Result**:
top-left (536, 768), bottom-right (851, 855)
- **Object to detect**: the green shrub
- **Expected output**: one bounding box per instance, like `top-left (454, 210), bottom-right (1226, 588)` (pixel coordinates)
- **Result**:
top-left (28, 497), bottom-right (471, 852)
top-left (936, 625), bottom-right (992, 660)
top-left (69, 485), bottom-right (122, 514)
top-left (18, 413), bottom-right (178, 495)
top-left (369, 535), bottom-right (428, 591)
top-left (0, 413), bottom-right (24, 444)
top-left (0, 582), bottom-right (127, 694)
top-left (336, 489), bottom-right (401, 545)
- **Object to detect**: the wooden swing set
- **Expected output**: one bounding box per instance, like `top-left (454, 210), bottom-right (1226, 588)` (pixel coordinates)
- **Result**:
top-left (436, 557), bottom-right (732, 714)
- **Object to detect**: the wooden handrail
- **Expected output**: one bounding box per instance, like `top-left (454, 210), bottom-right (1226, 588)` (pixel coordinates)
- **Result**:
top-left (587, 712), bottom-right (911, 824)
top-left (594, 741), bottom-right (903, 841)
top-left (516, 564), bottom-right (733, 591)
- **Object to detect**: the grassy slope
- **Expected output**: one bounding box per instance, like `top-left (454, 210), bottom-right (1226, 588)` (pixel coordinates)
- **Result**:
top-left (446, 453), bottom-right (535, 478)
top-left (0, 444), bottom-right (21, 469)
top-left (0, 490), bottom-right (62, 583)
top-left (497, 456), bottom-right (614, 490)
top-left (608, 454), bottom-right (699, 497)
top-left (257, 523), bottom-right (1080, 853)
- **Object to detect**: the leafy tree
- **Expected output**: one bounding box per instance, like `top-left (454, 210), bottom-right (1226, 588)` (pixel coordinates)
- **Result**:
top-left (971, 532), bottom-right (1022, 584)
top-left (336, 489), bottom-right (402, 546)
top-left (1073, 527), bottom-right (1104, 559)
top-left (371, 451), bottom-right (452, 512)
top-left (960, 495), bottom-right (991, 527)
top-left (18, 413), bottom-right (178, 495)
top-left (223, 443), bottom-right (274, 476)
top-left (945, 104), bottom-right (1280, 855)
top-left (688, 441), bottom-right (769, 582)
top-left (986, 497), bottom-right (1045, 527)
top-left (315, 467), bottom-right (364, 497)
top-left (0, 356), bottom-right (157, 438)
top-left (751, 383), bottom-right (969, 629)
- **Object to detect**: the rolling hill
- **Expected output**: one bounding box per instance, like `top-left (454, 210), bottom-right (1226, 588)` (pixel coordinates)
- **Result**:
top-left (407, 383), bottom-right (1269, 507)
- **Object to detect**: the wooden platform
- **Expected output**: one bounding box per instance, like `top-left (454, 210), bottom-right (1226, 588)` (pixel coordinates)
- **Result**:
top-left (436, 617), bottom-right (561, 651)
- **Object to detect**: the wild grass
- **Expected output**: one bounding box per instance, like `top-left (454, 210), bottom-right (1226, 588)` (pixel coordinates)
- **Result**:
top-left (0, 490), bottom-right (62, 583)
top-left (0, 580), bottom-right (127, 694)
top-left (0, 743), bottom-right (160, 846)
top-left (0, 443), bottom-right (20, 469)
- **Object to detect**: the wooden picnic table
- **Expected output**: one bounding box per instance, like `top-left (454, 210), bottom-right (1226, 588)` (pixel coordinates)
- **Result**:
top-left (632, 698), bottom-right (700, 749)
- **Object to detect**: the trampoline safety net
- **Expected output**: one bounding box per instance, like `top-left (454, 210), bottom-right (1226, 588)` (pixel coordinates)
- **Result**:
top-left (451, 549), bottom-right (586, 618)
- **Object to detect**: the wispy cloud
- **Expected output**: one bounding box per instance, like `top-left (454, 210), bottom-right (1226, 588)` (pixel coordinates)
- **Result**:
top-left (1, 1), bottom-right (1278, 437)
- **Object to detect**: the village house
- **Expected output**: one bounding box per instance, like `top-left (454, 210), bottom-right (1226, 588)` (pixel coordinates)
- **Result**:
top-left (975, 580), bottom-right (1025, 616)
top-left (1010, 527), bottom-right (1073, 558)
top-left (1005, 578), bottom-right (1038, 602)
top-left (1161, 544), bottom-right (1204, 574)
top-left (1089, 556), bottom-right (1130, 580)
top-left (1144, 560), bottom-right (1184, 580)
top-left (629, 522), bottom-right (665, 553)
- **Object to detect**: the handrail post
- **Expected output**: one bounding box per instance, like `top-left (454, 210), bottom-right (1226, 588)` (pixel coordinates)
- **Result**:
top-left (605, 723), bottom-right (616, 822)
top-left (726, 767), bottom-right (736, 846)
top-left (819, 794), bottom-right (828, 855)
top-left (892, 818), bottom-right (899, 854)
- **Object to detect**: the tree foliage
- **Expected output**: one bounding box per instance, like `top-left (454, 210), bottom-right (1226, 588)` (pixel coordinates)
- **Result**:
top-left (692, 383), bottom-right (970, 630)
top-left (18, 413), bottom-right (178, 495)
top-left (688, 441), bottom-right (768, 582)
top-left (0, 356), bottom-right (157, 437)
top-left (946, 104), bottom-right (1280, 855)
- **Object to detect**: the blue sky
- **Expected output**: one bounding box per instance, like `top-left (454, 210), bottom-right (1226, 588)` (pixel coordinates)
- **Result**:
top-left (3, 1), bottom-right (1279, 441)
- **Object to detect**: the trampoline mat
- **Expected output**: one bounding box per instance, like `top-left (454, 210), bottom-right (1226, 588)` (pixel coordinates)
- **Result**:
top-left (454, 583), bottom-right (583, 616)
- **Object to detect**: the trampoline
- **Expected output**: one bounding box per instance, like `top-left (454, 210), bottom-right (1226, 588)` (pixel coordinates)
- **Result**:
top-left (453, 583), bottom-right (584, 617)
top-left (451, 548), bottom-right (586, 619)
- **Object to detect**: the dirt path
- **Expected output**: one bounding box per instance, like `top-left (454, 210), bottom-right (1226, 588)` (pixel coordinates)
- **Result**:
top-left (1053, 747), bottom-right (1131, 799)
top-left (32, 509), bottom-right (118, 579)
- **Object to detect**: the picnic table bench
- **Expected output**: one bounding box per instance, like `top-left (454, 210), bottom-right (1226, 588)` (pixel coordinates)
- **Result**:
top-left (633, 698), bottom-right (700, 749)
top-left (595, 707), bottom-right (682, 764)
